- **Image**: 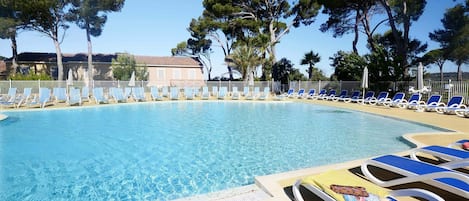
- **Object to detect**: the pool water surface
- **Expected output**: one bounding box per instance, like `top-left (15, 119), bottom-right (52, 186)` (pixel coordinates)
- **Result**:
top-left (0, 102), bottom-right (445, 200)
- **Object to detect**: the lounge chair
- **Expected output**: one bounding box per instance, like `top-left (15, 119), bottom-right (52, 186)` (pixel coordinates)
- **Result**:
top-left (382, 92), bottom-right (406, 107)
top-left (132, 87), bottom-right (146, 102)
top-left (332, 90), bottom-right (348, 102)
top-left (0, 87), bottom-right (17, 103)
top-left (416, 94), bottom-right (442, 112)
top-left (296, 88), bottom-right (306, 98)
top-left (113, 88), bottom-right (128, 103)
top-left (150, 86), bottom-right (163, 101)
top-left (81, 86), bottom-right (90, 102)
top-left (361, 154), bottom-right (469, 199)
top-left (201, 86), bottom-right (210, 100)
top-left (356, 91), bottom-right (375, 104)
top-left (212, 86), bottom-right (218, 97)
top-left (16, 88), bottom-right (32, 108)
top-left (231, 87), bottom-right (240, 100)
top-left (311, 89), bottom-right (327, 100)
top-left (92, 87), bottom-right (109, 104)
top-left (293, 169), bottom-right (444, 201)
top-left (246, 87), bottom-right (260, 100)
top-left (306, 89), bottom-right (316, 99)
top-left (243, 86), bottom-right (249, 97)
top-left (342, 91), bottom-right (361, 103)
top-left (258, 87), bottom-right (270, 100)
top-left (161, 86), bottom-right (169, 98)
top-left (124, 87), bottom-right (132, 99)
top-left (367, 91), bottom-right (389, 105)
top-left (396, 93), bottom-right (421, 109)
top-left (26, 88), bottom-right (54, 108)
top-left (218, 87), bottom-right (227, 99)
top-left (435, 96), bottom-right (466, 114)
top-left (450, 139), bottom-right (469, 149)
top-left (53, 87), bottom-right (68, 103)
top-left (67, 88), bottom-right (82, 106)
top-left (184, 87), bottom-right (194, 100)
top-left (410, 145), bottom-right (469, 169)
top-left (284, 88), bottom-right (294, 98)
top-left (321, 89), bottom-right (336, 100)
top-left (170, 87), bottom-right (179, 100)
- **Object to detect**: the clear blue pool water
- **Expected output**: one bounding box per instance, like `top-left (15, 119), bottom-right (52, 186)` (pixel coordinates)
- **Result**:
top-left (0, 102), bottom-right (445, 200)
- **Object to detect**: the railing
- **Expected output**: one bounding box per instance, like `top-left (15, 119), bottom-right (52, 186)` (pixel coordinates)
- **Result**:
top-left (1, 80), bottom-right (468, 104)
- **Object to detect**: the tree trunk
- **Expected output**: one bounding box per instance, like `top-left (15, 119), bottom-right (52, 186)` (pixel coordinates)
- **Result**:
top-left (352, 10), bottom-right (360, 54)
top-left (10, 35), bottom-right (18, 72)
top-left (439, 64), bottom-right (444, 82)
top-left (308, 64), bottom-right (313, 80)
top-left (457, 63), bottom-right (462, 81)
top-left (86, 23), bottom-right (94, 81)
top-left (53, 38), bottom-right (64, 81)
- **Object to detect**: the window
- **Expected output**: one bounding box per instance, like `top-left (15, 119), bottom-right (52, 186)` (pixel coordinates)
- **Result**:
top-left (157, 69), bottom-right (165, 80)
top-left (188, 69), bottom-right (196, 80)
top-left (172, 69), bottom-right (181, 80)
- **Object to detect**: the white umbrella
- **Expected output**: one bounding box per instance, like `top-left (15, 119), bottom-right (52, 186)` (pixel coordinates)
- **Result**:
top-left (417, 62), bottom-right (424, 92)
top-left (66, 69), bottom-right (73, 86)
top-left (361, 66), bottom-right (369, 101)
top-left (128, 71), bottom-right (136, 87)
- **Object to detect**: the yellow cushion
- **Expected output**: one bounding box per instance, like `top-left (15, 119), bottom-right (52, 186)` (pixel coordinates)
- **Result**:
top-left (302, 170), bottom-right (389, 201)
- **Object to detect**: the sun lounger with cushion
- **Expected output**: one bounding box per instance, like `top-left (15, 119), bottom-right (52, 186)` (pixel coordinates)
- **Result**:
top-left (416, 94), bottom-right (442, 112)
top-left (306, 89), bottom-right (316, 99)
top-left (410, 145), bottom-right (469, 169)
top-left (367, 91), bottom-right (389, 105)
top-left (342, 91), bottom-right (360, 103)
top-left (397, 93), bottom-right (421, 109)
top-left (293, 169), bottom-right (444, 201)
top-left (232, 87), bottom-right (240, 100)
top-left (435, 96), bottom-right (466, 114)
top-left (150, 86), bottom-right (163, 101)
top-left (332, 90), bottom-right (348, 102)
top-left (361, 154), bottom-right (469, 198)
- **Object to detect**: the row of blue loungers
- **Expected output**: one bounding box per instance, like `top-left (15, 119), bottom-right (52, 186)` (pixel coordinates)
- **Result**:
top-left (0, 86), bottom-right (272, 108)
top-left (286, 88), bottom-right (469, 118)
top-left (293, 140), bottom-right (469, 201)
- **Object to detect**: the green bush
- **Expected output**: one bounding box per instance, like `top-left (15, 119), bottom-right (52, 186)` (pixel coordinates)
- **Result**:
top-left (9, 73), bottom-right (52, 80)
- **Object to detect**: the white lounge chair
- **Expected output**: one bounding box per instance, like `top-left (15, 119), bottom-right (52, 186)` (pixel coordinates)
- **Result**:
top-left (342, 91), bottom-right (361, 103)
top-left (231, 87), bottom-right (240, 100)
top-left (81, 86), bottom-right (90, 102)
top-left (367, 91), bottom-right (389, 105)
top-left (26, 88), bottom-right (54, 108)
top-left (410, 145), bottom-right (469, 169)
top-left (455, 108), bottom-right (469, 118)
top-left (53, 87), bottom-right (68, 103)
top-left (382, 92), bottom-right (406, 107)
top-left (170, 87), bottom-right (179, 100)
top-left (67, 88), bottom-right (82, 106)
top-left (246, 87), bottom-right (260, 100)
top-left (293, 169), bottom-right (444, 201)
top-left (218, 87), bottom-right (227, 100)
top-left (184, 87), bottom-right (194, 100)
top-left (16, 88), bottom-right (32, 108)
top-left (92, 87), bottom-right (109, 104)
top-left (416, 94), bottom-right (442, 112)
top-left (150, 86), bottom-right (163, 101)
top-left (332, 90), bottom-right (348, 102)
top-left (132, 87), bottom-right (146, 102)
top-left (201, 87), bottom-right (209, 100)
top-left (435, 96), bottom-right (466, 114)
top-left (258, 87), bottom-right (270, 100)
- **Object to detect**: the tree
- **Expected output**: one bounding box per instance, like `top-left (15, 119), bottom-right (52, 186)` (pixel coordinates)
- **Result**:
top-left (378, 0), bottom-right (427, 76)
top-left (68, 0), bottom-right (125, 81)
top-left (0, 0), bottom-right (22, 71)
top-left (330, 51), bottom-right (367, 81)
top-left (111, 53), bottom-right (147, 81)
top-left (429, 1), bottom-right (469, 81)
top-left (272, 58), bottom-right (293, 84)
top-left (227, 45), bottom-right (263, 80)
top-left (319, 0), bottom-right (384, 53)
top-left (19, 0), bottom-right (72, 80)
top-left (300, 50), bottom-right (321, 80)
top-left (421, 49), bottom-right (447, 81)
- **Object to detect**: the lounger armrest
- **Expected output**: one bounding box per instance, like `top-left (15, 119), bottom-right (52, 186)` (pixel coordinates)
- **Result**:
top-left (389, 188), bottom-right (444, 201)
top-left (292, 180), bottom-right (334, 201)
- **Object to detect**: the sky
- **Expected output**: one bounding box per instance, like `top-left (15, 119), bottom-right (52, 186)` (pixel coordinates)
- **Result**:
top-left (0, 0), bottom-right (467, 79)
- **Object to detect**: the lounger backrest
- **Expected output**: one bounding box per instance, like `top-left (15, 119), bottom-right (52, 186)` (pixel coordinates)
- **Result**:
top-left (350, 91), bottom-right (360, 97)
top-left (427, 95), bottom-right (441, 104)
top-left (253, 87), bottom-right (260, 94)
top-left (338, 90), bottom-right (347, 97)
top-left (232, 87), bottom-right (238, 93)
top-left (264, 87), bottom-right (270, 93)
top-left (298, 89), bottom-right (305, 94)
top-left (287, 89), bottom-right (294, 94)
top-left (39, 88), bottom-right (51, 102)
top-left (7, 88), bottom-right (17, 98)
top-left (308, 89), bottom-right (315, 95)
top-left (318, 89), bottom-right (326, 95)
top-left (328, 90), bottom-right (336, 96)
top-left (392, 92), bottom-right (405, 100)
top-left (408, 93), bottom-right (421, 102)
top-left (377, 92), bottom-right (388, 99)
top-left (448, 96), bottom-right (463, 106)
top-left (364, 91), bottom-right (375, 99)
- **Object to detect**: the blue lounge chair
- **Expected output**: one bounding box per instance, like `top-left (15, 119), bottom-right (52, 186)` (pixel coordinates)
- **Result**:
top-left (293, 169), bottom-right (444, 201)
top-left (246, 87), bottom-right (260, 100)
top-left (92, 87), bottom-right (109, 104)
top-left (296, 88), bottom-right (305, 98)
top-left (284, 88), bottom-right (294, 98)
top-left (218, 87), bottom-right (227, 99)
top-left (184, 87), bottom-right (194, 100)
top-left (321, 89), bottom-right (336, 100)
top-left (367, 91), bottom-right (389, 105)
top-left (243, 86), bottom-right (249, 97)
top-left (332, 90), bottom-right (348, 102)
top-left (132, 87), bottom-right (146, 102)
top-left (67, 88), bottom-right (82, 106)
top-left (410, 145), bottom-right (469, 169)
top-left (26, 88), bottom-right (54, 108)
top-left (356, 91), bottom-right (375, 104)
top-left (212, 86), bottom-right (218, 97)
top-left (312, 89), bottom-right (327, 100)
top-left (417, 94), bottom-right (442, 112)
top-left (201, 87), bottom-right (209, 100)
top-left (397, 93), bottom-right (421, 108)
top-left (435, 96), bottom-right (466, 114)
top-left (0, 87), bottom-right (17, 103)
top-left (113, 88), bottom-right (128, 103)
top-left (53, 87), bottom-right (68, 103)
top-left (161, 86), bottom-right (169, 98)
top-left (170, 87), bottom-right (179, 100)
top-left (361, 154), bottom-right (469, 198)
top-left (231, 87), bottom-right (240, 100)
top-left (382, 92), bottom-right (406, 107)
top-left (306, 89), bottom-right (316, 99)
top-left (150, 86), bottom-right (163, 101)
top-left (258, 87), bottom-right (270, 100)
top-left (16, 88), bottom-right (32, 108)
top-left (124, 87), bottom-right (132, 99)
top-left (343, 91), bottom-right (361, 103)
top-left (193, 87), bottom-right (200, 97)
top-left (81, 86), bottom-right (90, 102)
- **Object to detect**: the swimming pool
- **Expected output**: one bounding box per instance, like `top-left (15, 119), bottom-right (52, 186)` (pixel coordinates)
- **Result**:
top-left (0, 102), bottom-right (445, 200)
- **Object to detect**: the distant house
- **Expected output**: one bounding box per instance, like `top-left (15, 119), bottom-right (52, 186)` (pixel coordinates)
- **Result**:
top-left (3, 52), bottom-right (205, 86)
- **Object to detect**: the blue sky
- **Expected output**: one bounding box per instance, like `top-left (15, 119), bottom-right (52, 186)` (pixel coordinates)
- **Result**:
top-left (0, 0), bottom-right (466, 78)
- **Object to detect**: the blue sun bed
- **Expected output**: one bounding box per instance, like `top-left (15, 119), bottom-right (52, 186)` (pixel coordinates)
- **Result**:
top-left (410, 145), bottom-right (469, 169)
top-left (435, 96), bottom-right (466, 114)
top-left (362, 154), bottom-right (469, 198)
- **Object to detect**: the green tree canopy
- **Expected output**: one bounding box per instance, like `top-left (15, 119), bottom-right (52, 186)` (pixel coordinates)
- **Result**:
top-left (111, 53), bottom-right (147, 81)
top-left (227, 45), bottom-right (264, 80)
top-left (300, 50), bottom-right (321, 80)
top-left (330, 51), bottom-right (366, 81)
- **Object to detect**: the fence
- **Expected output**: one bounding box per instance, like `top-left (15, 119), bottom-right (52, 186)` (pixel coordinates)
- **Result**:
top-left (1, 79), bottom-right (468, 104)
